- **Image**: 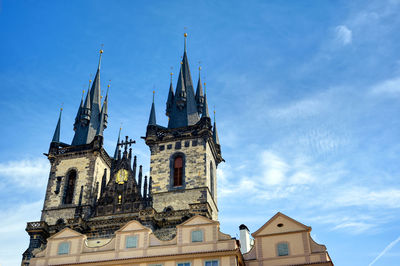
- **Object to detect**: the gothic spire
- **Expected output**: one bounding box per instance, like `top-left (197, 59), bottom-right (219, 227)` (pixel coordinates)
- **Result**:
top-left (166, 72), bottom-right (174, 117)
top-left (52, 108), bottom-right (62, 143)
top-left (148, 91), bottom-right (157, 126)
top-left (96, 84), bottom-right (109, 137)
top-left (73, 90), bottom-right (84, 131)
top-left (167, 33), bottom-right (200, 128)
top-left (113, 127), bottom-right (121, 160)
top-left (90, 50), bottom-right (102, 117)
top-left (213, 110), bottom-right (220, 145)
top-left (195, 67), bottom-right (204, 114)
top-left (201, 84), bottom-right (209, 119)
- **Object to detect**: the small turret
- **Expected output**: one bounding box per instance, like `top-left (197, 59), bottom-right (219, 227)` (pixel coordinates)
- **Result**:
top-left (195, 67), bottom-right (204, 114)
top-left (166, 73), bottom-right (174, 117)
top-left (148, 91), bottom-right (157, 126)
top-left (201, 83), bottom-right (209, 119)
top-left (51, 108), bottom-right (62, 143)
top-left (73, 91), bottom-right (84, 131)
top-left (114, 127), bottom-right (121, 160)
top-left (213, 110), bottom-right (220, 145)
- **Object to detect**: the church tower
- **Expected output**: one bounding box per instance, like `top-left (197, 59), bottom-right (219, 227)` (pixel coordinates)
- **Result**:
top-left (145, 34), bottom-right (223, 220)
top-left (41, 50), bottom-right (111, 225)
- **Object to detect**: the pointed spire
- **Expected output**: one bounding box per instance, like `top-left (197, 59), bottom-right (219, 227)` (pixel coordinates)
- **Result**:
top-left (52, 107), bottom-right (62, 143)
top-left (113, 127), bottom-right (121, 160)
top-left (213, 109), bottom-right (220, 145)
top-left (73, 90), bottom-right (84, 131)
top-left (90, 49), bottom-right (102, 113)
top-left (148, 91), bottom-right (157, 126)
top-left (148, 176), bottom-right (152, 198)
top-left (166, 72), bottom-right (174, 116)
top-left (138, 165), bottom-right (143, 196)
top-left (132, 155), bottom-right (137, 180)
top-left (103, 84), bottom-right (109, 128)
top-left (143, 175), bottom-right (148, 198)
top-left (201, 84), bottom-right (209, 118)
top-left (195, 67), bottom-right (204, 114)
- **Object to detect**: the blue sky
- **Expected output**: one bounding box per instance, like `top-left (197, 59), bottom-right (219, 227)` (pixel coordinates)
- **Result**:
top-left (1, 0), bottom-right (400, 265)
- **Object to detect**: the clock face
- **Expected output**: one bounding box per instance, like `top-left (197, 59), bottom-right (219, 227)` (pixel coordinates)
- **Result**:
top-left (115, 169), bottom-right (129, 184)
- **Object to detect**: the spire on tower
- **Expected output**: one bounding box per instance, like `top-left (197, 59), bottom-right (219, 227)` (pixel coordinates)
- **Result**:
top-left (195, 66), bottom-right (204, 114)
top-left (113, 126), bottom-right (121, 160)
top-left (201, 83), bottom-right (209, 119)
top-left (213, 109), bottom-right (220, 145)
top-left (148, 90), bottom-right (157, 126)
top-left (167, 33), bottom-right (200, 128)
top-left (52, 107), bottom-right (63, 143)
top-left (166, 72), bottom-right (174, 117)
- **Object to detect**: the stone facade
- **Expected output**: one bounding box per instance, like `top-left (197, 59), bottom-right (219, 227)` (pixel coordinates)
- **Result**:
top-left (41, 143), bottom-right (111, 225)
top-left (149, 137), bottom-right (218, 220)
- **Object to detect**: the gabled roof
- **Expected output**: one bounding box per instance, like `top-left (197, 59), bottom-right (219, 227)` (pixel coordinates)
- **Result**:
top-left (178, 215), bottom-right (219, 227)
top-left (48, 227), bottom-right (84, 240)
top-left (252, 212), bottom-right (311, 237)
top-left (117, 219), bottom-right (152, 233)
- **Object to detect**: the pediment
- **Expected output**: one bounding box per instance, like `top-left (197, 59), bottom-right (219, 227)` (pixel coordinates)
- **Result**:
top-left (117, 219), bottom-right (151, 233)
top-left (48, 227), bottom-right (83, 240)
top-left (252, 212), bottom-right (310, 237)
top-left (179, 215), bottom-right (218, 227)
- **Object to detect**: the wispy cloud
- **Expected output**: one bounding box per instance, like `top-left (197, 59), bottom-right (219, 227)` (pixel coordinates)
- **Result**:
top-left (335, 25), bottom-right (352, 45)
top-left (0, 158), bottom-right (49, 189)
top-left (370, 76), bottom-right (400, 97)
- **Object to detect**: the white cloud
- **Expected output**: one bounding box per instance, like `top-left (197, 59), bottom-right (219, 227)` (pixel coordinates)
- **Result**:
top-left (0, 200), bottom-right (42, 266)
top-left (0, 158), bottom-right (49, 188)
top-left (335, 25), bottom-right (352, 45)
top-left (370, 76), bottom-right (400, 97)
top-left (333, 187), bottom-right (400, 209)
top-left (268, 98), bottom-right (324, 120)
top-left (260, 151), bottom-right (288, 185)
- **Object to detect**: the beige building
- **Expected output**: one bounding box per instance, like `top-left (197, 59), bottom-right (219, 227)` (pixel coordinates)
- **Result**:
top-left (243, 212), bottom-right (333, 266)
top-left (28, 213), bottom-right (332, 266)
top-left (30, 216), bottom-right (243, 266)
top-left (22, 35), bottom-right (334, 266)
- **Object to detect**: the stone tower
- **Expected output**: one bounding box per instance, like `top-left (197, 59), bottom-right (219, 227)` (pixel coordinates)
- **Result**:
top-left (41, 50), bottom-right (111, 225)
top-left (144, 34), bottom-right (223, 221)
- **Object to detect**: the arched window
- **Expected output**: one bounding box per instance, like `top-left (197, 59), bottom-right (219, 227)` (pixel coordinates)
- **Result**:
top-left (173, 156), bottom-right (183, 186)
top-left (210, 162), bottom-right (214, 198)
top-left (63, 170), bottom-right (76, 204)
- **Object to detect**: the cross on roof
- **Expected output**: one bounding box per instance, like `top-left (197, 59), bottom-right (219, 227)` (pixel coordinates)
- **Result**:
top-left (118, 136), bottom-right (136, 153)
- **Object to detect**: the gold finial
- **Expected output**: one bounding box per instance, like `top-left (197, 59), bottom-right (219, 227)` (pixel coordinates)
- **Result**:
top-left (181, 61), bottom-right (183, 65)
top-left (184, 30), bottom-right (188, 52)
top-left (108, 84), bottom-right (110, 88)
top-left (100, 44), bottom-right (104, 54)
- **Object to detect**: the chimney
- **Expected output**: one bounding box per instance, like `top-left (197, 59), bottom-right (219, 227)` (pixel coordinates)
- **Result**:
top-left (239, 224), bottom-right (251, 254)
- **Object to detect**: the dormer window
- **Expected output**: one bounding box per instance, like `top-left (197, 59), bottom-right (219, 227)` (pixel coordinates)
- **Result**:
top-left (57, 242), bottom-right (70, 255)
top-left (191, 230), bottom-right (203, 242)
top-left (173, 156), bottom-right (183, 186)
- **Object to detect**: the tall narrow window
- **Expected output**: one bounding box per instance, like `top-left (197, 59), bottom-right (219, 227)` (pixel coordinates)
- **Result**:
top-left (63, 170), bottom-right (76, 204)
top-left (173, 156), bottom-right (183, 186)
top-left (210, 162), bottom-right (214, 198)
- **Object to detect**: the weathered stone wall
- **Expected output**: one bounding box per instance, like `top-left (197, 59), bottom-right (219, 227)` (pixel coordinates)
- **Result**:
top-left (150, 137), bottom-right (218, 220)
top-left (41, 151), bottom-right (110, 225)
